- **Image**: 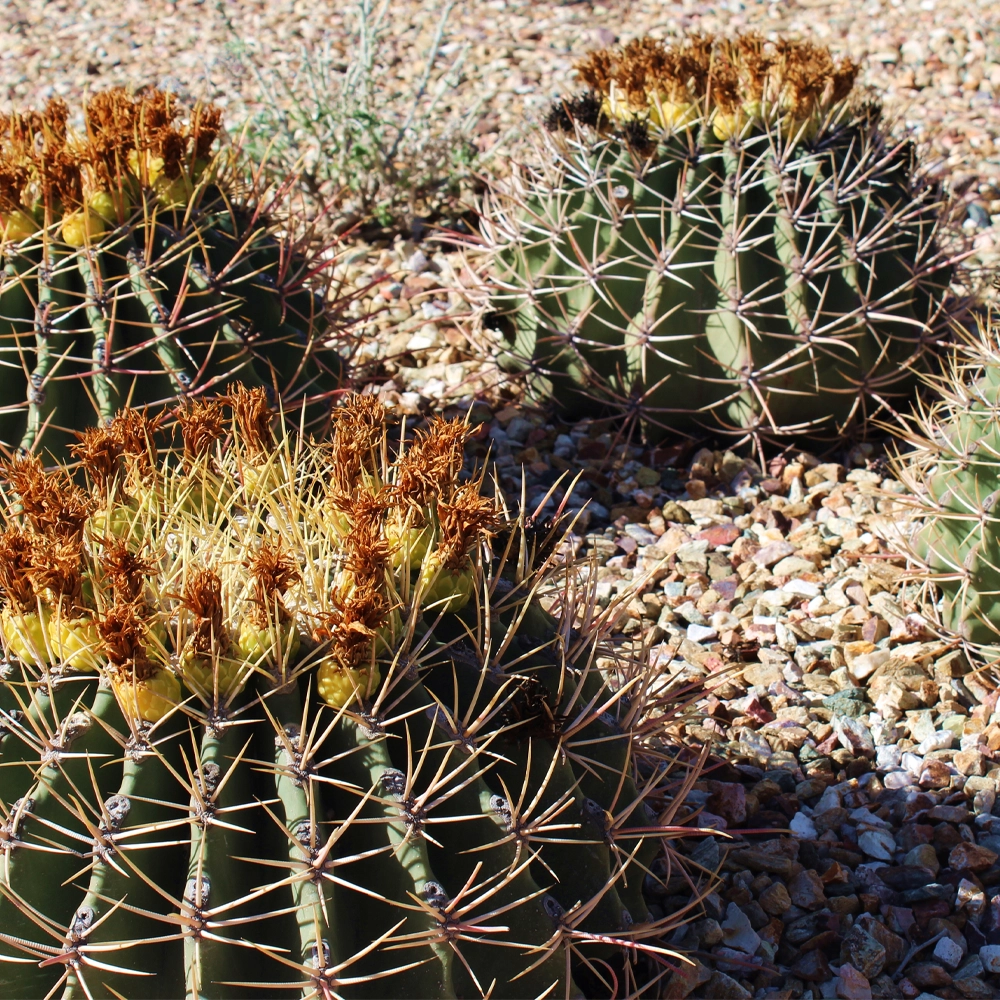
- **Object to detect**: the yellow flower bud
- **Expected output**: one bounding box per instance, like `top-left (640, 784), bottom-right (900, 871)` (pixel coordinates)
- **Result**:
top-left (179, 647), bottom-right (245, 700)
top-left (1, 608), bottom-right (51, 667)
top-left (237, 618), bottom-right (300, 668)
top-left (47, 614), bottom-right (102, 671)
top-left (317, 659), bottom-right (381, 709)
top-left (417, 551), bottom-right (474, 614)
top-left (1, 209), bottom-right (37, 242)
top-left (113, 668), bottom-right (180, 723)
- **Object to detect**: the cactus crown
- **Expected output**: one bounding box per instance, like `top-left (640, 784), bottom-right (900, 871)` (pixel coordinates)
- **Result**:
top-left (573, 33), bottom-right (859, 124)
top-left (0, 89), bottom-right (222, 218)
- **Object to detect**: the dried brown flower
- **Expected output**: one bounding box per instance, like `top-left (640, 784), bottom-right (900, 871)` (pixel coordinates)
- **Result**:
top-left (109, 407), bottom-right (160, 482)
top-left (244, 540), bottom-right (300, 627)
top-left (182, 568), bottom-right (226, 656)
top-left (26, 533), bottom-right (84, 611)
top-left (435, 485), bottom-right (499, 571)
top-left (70, 425), bottom-right (126, 498)
top-left (0, 89), bottom-right (223, 216)
top-left (176, 397), bottom-right (227, 468)
top-left (0, 526), bottom-right (36, 611)
top-left (574, 32), bottom-right (859, 119)
top-left (393, 417), bottom-right (471, 508)
top-left (329, 394), bottom-right (388, 491)
top-left (98, 601), bottom-right (158, 682)
top-left (1, 455), bottom-right (93, 540)
top-left (101, 538), bottom-right (155, 605)
top-left (322, 581), bottom-right (389, 670)
top-left (229, 385), bottom-right (275, 463)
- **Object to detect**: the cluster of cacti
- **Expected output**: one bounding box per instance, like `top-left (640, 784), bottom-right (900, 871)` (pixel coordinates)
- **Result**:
top-left (891, 316), bottom-right (1000, 648)
top-left (0, 89), bottom-right (346, 461)
top-left (481, 33), bottom-right (963, 446)
top-left (0, 386), bottom-right (705, 998)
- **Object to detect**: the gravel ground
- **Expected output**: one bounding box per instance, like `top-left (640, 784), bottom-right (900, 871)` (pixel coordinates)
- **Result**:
top-left (5, 2), bottom-right (1000, 998)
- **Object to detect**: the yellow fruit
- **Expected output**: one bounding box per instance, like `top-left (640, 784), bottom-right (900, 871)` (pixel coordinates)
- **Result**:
top-left (1, 608), bottom-right (51, 667)
top-left (127, 149), bottom-right (165, 186)
top-left (712, 111), bottom-right (745, 141)
top-left (648, 96), bottom-right (696, 131)
top-left (179, 648), bottom-right (245, 700)
top-left (602, 81), bottom-right (644, 122)
top-left (153, 172), bottom-right (194, 208)
top-left (88, 505), bottom-right (142, 543)
top-left (89, 191), bottom-right (117, 222)
top-left (113, 668), bottom-right (180, 723)
top-left (237, 618), bottom-right (300, 668)
top-left (241, 463), bottom-right (282, 502)
top-left (386, 513), bottom-right (433, 569)
top-left (324, 508), bottom-right (352, 540)
top-left (62, 206), bottom-right (111, 247)
top-left (47, 615), bottom-right (102, 671)
top-left (417, 552), bottom-right (474, 614)
top-left (1, 209), bottom-right (37, 242)
top-left (317, 658), bottom-right (381, 709)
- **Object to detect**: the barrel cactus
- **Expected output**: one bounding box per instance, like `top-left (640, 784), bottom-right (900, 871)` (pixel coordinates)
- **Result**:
top-left (892, 316), bottom-right (1000, 648)
top-left (481, 33), bottom-right (963, 445)
top-left (0, 388), bottom-right (703, 998)
top-left (0, 89), bottom-right (346, 461)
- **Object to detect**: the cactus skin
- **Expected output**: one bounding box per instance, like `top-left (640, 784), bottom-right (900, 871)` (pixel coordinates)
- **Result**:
top-left (893, 319), bottom-right (1000, 648)
top-left (0, 391), bottom-right (703, 999)
top-left (482, 34), bottom-right (962, 446)
top-left (0, 90), bottom-right (346, 461)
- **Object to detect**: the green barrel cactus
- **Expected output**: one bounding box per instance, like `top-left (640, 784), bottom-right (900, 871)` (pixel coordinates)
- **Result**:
top-left (0, 388), bottom-right (704, 998)
top-left (893, 317), bottom-right (1000, 647)
top-left (0, 89), bottom-right (345, 461)
top-left (482, 33), bottom-right (963, 445)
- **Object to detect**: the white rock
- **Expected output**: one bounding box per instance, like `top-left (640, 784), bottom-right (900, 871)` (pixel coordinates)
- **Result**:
top-left (404, 249), bottom-right (432, 273)
top-left (957, 879), bottom-right (985, 917)
top-left (710, 611), bottom-right (740, 631)
top-left (790, 812), bottom-right (818, 839)
top-left (759, 589), bottom-right (794, 607)
top-left (883, 771), bottom-right (915, 790)
top-left (933, 936), bottom-right (964, 969)
top-left (722, 902), bottom-right (761, 954)
top-left (849, 649), bottom-right (890, 681)
top-left (915, 730), bottom-right (954, 755)
top-left (686, 623), bottom-right (718, 644)
top-left (813, 787), bottom-right (842, 815)
top-left (784, 578), bottom-right (821, 598)
top-left (908, 711), bottom-right (938, 742)
top-left (979, 945), bottom-right (1000, 973)
top-left (876, 745), bottom-right (902, 771)
top-left (901, 752), bottom-right (924, 775)
top-left (858, 829), bottom-right (896, 861)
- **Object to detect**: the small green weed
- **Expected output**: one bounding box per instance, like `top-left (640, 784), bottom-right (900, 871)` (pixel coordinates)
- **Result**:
top-left (222, 0), bottom-right (483, 235)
